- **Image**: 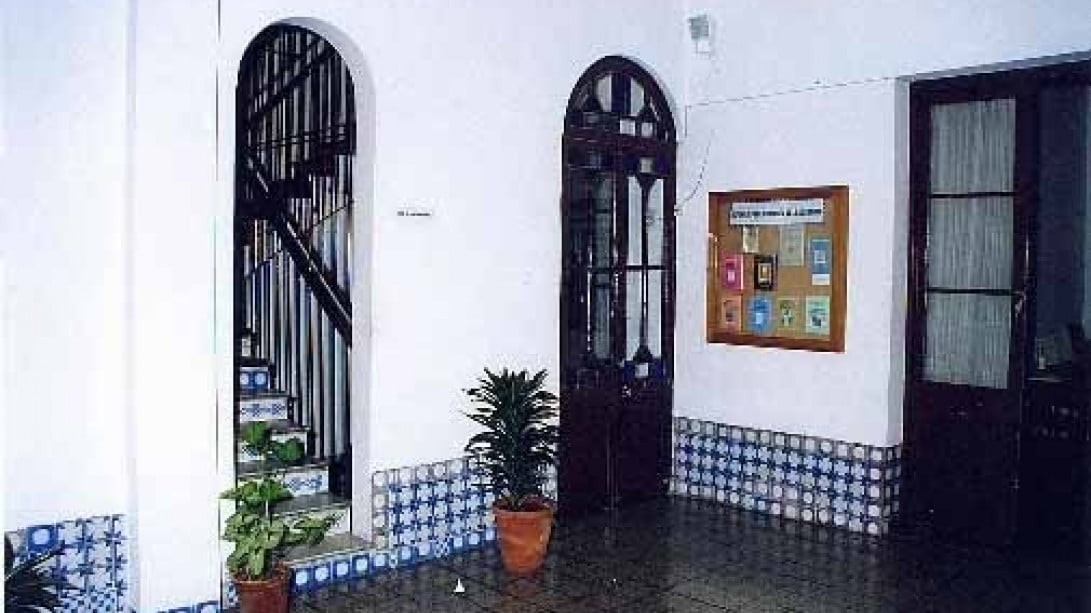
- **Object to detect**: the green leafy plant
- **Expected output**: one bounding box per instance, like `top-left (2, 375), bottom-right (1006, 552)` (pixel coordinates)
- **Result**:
top-left (464, 368), bottom-right (559, 511)
top-left (5, 536), bottom-right (72, 612)
top-left (220, 478), bottom-right (334, 581)
top-left (241, 422), bottom-right (305, 465)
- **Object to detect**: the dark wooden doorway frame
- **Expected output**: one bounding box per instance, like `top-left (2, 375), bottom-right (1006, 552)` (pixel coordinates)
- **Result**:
top-left (558, 56), bottom-right (678, 516)
top-left (902, 60), bottom-right (1091, 546)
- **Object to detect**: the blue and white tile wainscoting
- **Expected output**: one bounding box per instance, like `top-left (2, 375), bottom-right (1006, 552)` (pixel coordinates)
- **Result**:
top-left (5, 514), bottom-right (220, 613)
top-left (5, 514), bottom-right (131, 613)
top-left (280, 455), bottom-right (557, 595)
top-left (672, 416), bottom-right (902, 536)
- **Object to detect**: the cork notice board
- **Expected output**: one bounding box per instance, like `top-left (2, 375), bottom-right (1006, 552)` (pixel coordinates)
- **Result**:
top-left (707, 186), bottom-right (848, 352)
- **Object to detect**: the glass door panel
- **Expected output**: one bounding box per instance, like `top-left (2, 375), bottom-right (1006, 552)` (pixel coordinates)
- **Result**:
top-left (923, 98), bottom-right (1019, 389)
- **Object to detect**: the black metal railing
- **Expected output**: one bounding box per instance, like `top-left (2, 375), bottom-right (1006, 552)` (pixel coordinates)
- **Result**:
top-left (236, 25), bottom-right (355, 496)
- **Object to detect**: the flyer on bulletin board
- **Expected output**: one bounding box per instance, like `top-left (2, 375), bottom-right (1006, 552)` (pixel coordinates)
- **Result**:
top-left (805, 295), bottom-right (831, 335)
top-left (742, 226), bottom-right (761, 253)
top-left (720, 295), bottom-right (742, 333)
top-left (779, 224), bottom-right (806, 266)
top-left (748, 295), bottom-right (773, 334)
top-left (754, 254), bottom-right (777, 291)
top-left (776, 296), bottom-right (801, 332)
top-left (809, 237), bottom-right (831, 286)
top-left (721, 253), bottom-right (745, 291)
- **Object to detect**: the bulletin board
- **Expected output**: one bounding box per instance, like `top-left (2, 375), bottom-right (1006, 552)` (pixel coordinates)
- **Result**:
top-left (706, 185), bottom-right (848, 352)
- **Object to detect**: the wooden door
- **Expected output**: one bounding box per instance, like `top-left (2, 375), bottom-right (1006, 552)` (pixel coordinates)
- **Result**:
top-left (905, 75), bottom-right (1036, 546)
top-left (558, 57), bottom-right (676, 516)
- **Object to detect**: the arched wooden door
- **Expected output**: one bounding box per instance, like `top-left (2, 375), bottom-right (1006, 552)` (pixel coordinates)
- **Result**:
top-left (559, 56), bottom-right (677, 515)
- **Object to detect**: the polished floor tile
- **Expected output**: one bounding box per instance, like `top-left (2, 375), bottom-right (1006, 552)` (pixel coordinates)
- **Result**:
top-left (290, 498), bottom-right (1091, 612)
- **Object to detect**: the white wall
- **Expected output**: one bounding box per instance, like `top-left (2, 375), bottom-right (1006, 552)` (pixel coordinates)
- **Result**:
top-left (126, 1), bottom-right (220, 610)
top-left (1, 0), bottom-right (130, 528)
top-left (154, 0), bottom-right (684, 607)
top-left (676, 0), bottom-right (1091, 446)
top-left (217, 0), bottom-right (685, 474)
top-left (675, 81), bottom-right (901, 445)
top-left (8, 0), bottom-right (1090, 607)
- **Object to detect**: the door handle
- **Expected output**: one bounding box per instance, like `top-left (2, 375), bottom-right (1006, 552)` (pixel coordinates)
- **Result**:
top-left (1012, 290), bottom-right (1026, 318)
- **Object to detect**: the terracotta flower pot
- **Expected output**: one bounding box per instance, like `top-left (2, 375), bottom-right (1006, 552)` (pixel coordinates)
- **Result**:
top-left (233, 565), bottom-right (290, 613)
top-left (492, 500), bottom-right (554, 575)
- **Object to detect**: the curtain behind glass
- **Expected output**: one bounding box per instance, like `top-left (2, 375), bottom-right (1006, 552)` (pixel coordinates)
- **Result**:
top-left (923, 99), bottom-right (1016, 389)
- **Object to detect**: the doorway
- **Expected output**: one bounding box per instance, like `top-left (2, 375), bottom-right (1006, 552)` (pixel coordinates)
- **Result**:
top-left (558, 57), bottom-right (677, 516)
top-left (235, 24), bottom-right (355, 498)
top-left (904, 60), bottom-right (1091, 551)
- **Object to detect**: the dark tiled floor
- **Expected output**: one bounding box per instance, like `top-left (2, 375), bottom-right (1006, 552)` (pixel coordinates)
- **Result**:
top-left (291, 498), bottom-right (1091, 612)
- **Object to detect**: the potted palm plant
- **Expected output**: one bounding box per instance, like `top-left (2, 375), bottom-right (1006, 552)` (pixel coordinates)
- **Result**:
top-left (5, 536), bottom-right (72, 612)
top-left (464, 367), bottom-right (559, 575)
top-left (222, 423), bottom-right (334, 613)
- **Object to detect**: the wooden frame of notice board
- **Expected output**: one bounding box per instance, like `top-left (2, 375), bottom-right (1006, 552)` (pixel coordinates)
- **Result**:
top-left (706, 185), bottom-right (848, 352)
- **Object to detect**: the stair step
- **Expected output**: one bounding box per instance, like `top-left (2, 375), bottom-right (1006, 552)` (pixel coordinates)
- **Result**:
top-left (236, 421), bottom-right (308, 463)
top-left (283, 533), bottom-right (368, 566)
top-left (238, 458), bottom-right (329, 497)
top-left (274, 493), bottom-right (351, 536)
top-left (238, 393), bottom-right (292, 422)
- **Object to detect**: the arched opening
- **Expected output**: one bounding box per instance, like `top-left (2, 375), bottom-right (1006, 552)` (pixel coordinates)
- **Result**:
top-left (232, 23), bottom-right (360, 551)
top-left (558, 56), bottom-right (678, 516)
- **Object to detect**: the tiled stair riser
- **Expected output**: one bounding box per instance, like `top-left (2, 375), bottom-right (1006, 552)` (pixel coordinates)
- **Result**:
top-left (671, 416), bottom-right (901, 536)
top-left (237, 394), bottom-right (291, 423)
top-left (235, 430), bottom-right (306, 463)
top-left (278, 507), bottom-right (351, 537)
top-left (238, 365), bottom-right (272, 394)
top-left (239, 465), bottom-right (328, 498)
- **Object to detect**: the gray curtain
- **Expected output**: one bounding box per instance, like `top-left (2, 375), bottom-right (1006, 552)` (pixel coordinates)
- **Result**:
top-left (923, 99), bottom-right (1015, 389)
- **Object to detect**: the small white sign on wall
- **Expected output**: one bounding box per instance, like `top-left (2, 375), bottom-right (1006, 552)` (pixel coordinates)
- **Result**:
top-left (396, 206), bottom-right (434, 218)
top-left (729, 199), bottom-right (824, 226)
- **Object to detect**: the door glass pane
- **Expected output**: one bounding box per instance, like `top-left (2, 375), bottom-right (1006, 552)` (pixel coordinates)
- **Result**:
top-left (647, 270), bottom-right (662, 357)
top-left (627, 176), bottom-right (643, 266)
top-left (591, 272), bottom-right (612, 360)
top-left (647, 178), bottom-right (664, 267)
top-left (625, 272), bottom-right (642, 360)
top-left (625, 177), bottom-right (664, 267)
top-left (590, 174), bottom-right (615, 268)
top-left (924, 293), bottom-right (1011, 389)
top-left (930, 98), bottom-right (1015, 193)
top-left (595, 75), bottom-right (612, 113)
top-left (926, 196), bottom-right (1013, 289)
top-left (624, 270), bottom-right (662, 361)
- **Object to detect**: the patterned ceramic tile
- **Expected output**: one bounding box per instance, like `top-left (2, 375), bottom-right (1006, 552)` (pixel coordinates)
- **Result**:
top-left (238, 365), bottom-right (272, 394)
top-left (6, 514), bottom-right (127, 613)
top-left (237, 395), bottom-right (291, 422)
top-left (239, 464), bottom-right (328, 497)
top-left (262, 454), bottom-right (560, 598)
top-left (671, 417), bottom-right (901, 535)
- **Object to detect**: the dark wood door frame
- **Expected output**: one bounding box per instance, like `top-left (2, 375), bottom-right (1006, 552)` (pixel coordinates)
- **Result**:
top-left (903, 60), bottom-right (1091, 545)
top-left (558, 56), bottom-right (677, 517)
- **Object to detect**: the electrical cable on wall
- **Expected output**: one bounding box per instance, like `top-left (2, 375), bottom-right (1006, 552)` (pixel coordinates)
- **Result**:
top-left (677, 122), bottom-right (716, 212)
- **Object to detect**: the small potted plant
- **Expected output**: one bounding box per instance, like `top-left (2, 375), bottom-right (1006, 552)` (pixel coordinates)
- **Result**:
top-left (464, 367), bottom-right (559, 575)
top-left (222, 423), bottom-right (334, 613)
top-left (5, 535), bottom-right (72, 612)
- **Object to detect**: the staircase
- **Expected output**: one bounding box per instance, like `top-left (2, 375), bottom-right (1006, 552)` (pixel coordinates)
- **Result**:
top-left (230, 24), bottom-right (368, 595)
top-left (234, 352), bottom-right (368, 582)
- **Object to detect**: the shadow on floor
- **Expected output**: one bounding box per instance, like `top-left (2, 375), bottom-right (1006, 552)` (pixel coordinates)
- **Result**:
top-left (290, 498), bottom-right (1091, 612)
